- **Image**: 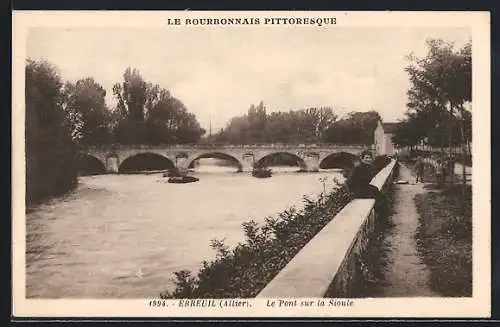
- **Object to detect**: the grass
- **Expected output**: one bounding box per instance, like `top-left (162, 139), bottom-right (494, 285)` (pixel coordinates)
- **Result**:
top-left (414, 184), bottom-right (472, 297)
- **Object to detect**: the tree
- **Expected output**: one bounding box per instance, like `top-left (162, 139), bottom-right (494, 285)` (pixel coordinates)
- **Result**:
top-left (314, 107), bottom-right (338, 141)
top-left (247, 101), bottom-right (268, 143)
top-left (112, 67), bottom-right (148, 144)
top-left (112, 67), bottom-right (205, 144)
top-left (215, 103), bottom-right (339, 144)
top-left (61, 78), bottom-right (113, 145)
top-left (324, 111), bottom-right (381, 145)
top-left (25, 59), bottom-right (78, 204)
top-left (404, 39), bottom-right (472, 186)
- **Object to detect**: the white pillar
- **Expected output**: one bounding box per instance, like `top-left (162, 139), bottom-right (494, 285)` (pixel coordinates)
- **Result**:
top-left (106, 156), bottom-right (119, 173)
top-left (241, 154), bottom-right (255, 172)
top-left (303, 155), bottom-right (320, 172)
top-left (176, 157), bottom-right (189, 173)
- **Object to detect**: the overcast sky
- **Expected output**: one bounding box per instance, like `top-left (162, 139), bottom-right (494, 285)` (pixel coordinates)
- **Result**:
top-left (27, 26), bottom-right (471, 131)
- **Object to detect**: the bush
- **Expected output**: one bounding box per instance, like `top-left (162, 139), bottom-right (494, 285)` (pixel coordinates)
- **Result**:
top-left (372, 155), bottom-right (392, 173)
top-left (160, 185), bottom-right (353, 298)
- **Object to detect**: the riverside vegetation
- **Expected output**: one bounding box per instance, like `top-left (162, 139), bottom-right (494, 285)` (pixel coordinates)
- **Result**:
top-left (414, 184), bottom-right (472, 296)
top-left (160, 156), bottom-right (392, 298)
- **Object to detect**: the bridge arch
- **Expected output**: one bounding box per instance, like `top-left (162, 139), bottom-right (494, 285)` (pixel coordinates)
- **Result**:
top-left (255, 152), bottom-right (307, 171)
top-left (319, 152), bottom-right (358, 170)
top-left (187, 152), bottom-right (243, 172)
top-left (118, 152), bottom-right (175, 173)
top-left (77, 154), bottom-right (106, 175)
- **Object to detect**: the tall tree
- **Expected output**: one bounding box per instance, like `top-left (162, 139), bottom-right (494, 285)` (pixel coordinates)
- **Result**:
top-left (25, 59), bottom-right (78, 204)
top-left (144, 91), bottom-right (205, 144)
top-left (112, 68), bottom-right (205, 144)
top-left (61, 78), bottom-right (113, 145)
top-left (112, 67), bottom-right (149, 144)
top-left (404, 39), bottom-right (472, 185)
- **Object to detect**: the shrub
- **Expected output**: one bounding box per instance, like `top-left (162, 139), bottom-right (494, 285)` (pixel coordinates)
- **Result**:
top-left (372, 155), bottom-right (392, 173)
top-left (160, 184), bottom-right (353, 299)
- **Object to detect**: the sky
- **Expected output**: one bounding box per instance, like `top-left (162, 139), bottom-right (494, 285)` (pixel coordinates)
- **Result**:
top-left (27, 26), bottom-right (471, 132)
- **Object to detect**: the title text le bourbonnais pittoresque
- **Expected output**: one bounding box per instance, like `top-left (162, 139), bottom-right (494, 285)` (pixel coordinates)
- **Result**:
top-left (167, 17), bottom-right (337, 27)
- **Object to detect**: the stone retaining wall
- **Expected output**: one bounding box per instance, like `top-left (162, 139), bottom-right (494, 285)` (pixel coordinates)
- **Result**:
top-left (256, 159), bottom-right (399, 298)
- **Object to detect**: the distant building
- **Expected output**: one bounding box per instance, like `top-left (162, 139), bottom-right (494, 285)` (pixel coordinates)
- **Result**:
top-left (374, 120), bottom-right (399, 155)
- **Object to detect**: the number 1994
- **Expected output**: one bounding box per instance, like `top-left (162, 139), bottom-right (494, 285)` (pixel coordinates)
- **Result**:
top-left (149, 299), bottom-right (168, 307)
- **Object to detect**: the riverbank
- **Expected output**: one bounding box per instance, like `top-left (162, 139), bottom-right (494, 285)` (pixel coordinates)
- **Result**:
top-left (414, 184), bottom-right (472, 296)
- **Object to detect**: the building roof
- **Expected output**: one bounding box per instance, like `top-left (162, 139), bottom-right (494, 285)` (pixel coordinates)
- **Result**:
top-left (381, 122), bottom-right (400, 134)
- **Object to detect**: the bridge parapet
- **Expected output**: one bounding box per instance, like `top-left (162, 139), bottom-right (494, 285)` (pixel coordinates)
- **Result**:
top-left (256, 159), bottom-right (398, 297)
top-left (81, 143), bottom-right (371, 150)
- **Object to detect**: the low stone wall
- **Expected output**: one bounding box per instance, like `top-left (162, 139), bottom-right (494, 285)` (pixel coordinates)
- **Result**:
top-left (256, 159), bottom-right (399, 298)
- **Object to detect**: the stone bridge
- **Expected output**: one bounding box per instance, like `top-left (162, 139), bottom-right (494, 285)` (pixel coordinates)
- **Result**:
top-left (79, 143), bottom-right (373, 173)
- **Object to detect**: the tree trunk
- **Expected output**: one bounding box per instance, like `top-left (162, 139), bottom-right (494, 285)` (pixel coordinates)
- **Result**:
top-left (448, 103), bottom-right (455, 185)
top-left (460, 108), bottom-right (467, 187)
top-left (459, 106), bottom-right (468, 212)
top-left (438, 123), bottom-right (445, 188)
top-left (467, 141), bottom-right (472, 164)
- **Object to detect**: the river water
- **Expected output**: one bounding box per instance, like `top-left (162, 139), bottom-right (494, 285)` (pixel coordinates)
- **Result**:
top-left (26, 162), bottom-right (344, 298)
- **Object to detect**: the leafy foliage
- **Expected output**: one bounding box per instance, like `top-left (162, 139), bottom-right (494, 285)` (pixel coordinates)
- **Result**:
top-left (61, 78), bottom-right (113, 145)
top-left (393, 39), bottom-right (472, 187)
top-left (25, 59), bottom-right (78, 204)
top-left (372, 155), bottom-right (392, 173)
top-left (324, 111), bottom-right (382, 145)
top-left (25, 60), bottom-right (207, 202)
top-left (393, 39), bottom-right (472, 149)
top-left (213, 103), bottom-right (333, 144)
top-left (112, 68), bottom-right (205, 144)
top-left (212, 102), bottom-right (381, 145)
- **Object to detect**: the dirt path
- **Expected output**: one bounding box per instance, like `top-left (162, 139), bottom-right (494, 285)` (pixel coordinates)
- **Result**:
top-left (377, 164), bottom-right (439, 297)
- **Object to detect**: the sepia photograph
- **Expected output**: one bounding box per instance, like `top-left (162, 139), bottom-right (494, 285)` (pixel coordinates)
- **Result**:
top-left (12, 11), bottom-right (490, 318)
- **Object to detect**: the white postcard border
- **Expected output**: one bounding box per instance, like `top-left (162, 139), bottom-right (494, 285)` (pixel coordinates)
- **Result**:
top-left (12, 10), bottom-right (491, 318)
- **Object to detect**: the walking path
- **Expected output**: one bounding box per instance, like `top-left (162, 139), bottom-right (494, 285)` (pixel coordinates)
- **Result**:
top-left (377, 164), bottom-right (439, 297)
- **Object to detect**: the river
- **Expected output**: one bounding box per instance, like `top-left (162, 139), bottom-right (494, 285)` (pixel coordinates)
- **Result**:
top-left (26, 161), bottom-right (344, 298)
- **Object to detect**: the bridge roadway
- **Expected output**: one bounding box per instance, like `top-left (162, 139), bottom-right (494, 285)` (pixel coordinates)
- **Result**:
top-left (80, 143), bottom-right (373, 173)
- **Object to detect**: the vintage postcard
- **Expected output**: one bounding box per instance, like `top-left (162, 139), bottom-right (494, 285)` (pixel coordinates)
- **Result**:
top-left (12, 10), bottom-right (490, 318)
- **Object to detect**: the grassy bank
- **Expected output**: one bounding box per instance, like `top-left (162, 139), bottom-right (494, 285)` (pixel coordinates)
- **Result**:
top-left (414, 184), bottom-right (472, 297)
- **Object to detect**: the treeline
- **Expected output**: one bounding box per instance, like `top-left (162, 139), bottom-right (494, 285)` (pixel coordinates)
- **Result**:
top-left (392, 38), bottom-right (472, 185)
top-left (209, 102), bottom-right (382, 145)
top-left (25, 59), bottom-right (205, 204)
top-left (63, 67), bottom-right (205, 145)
